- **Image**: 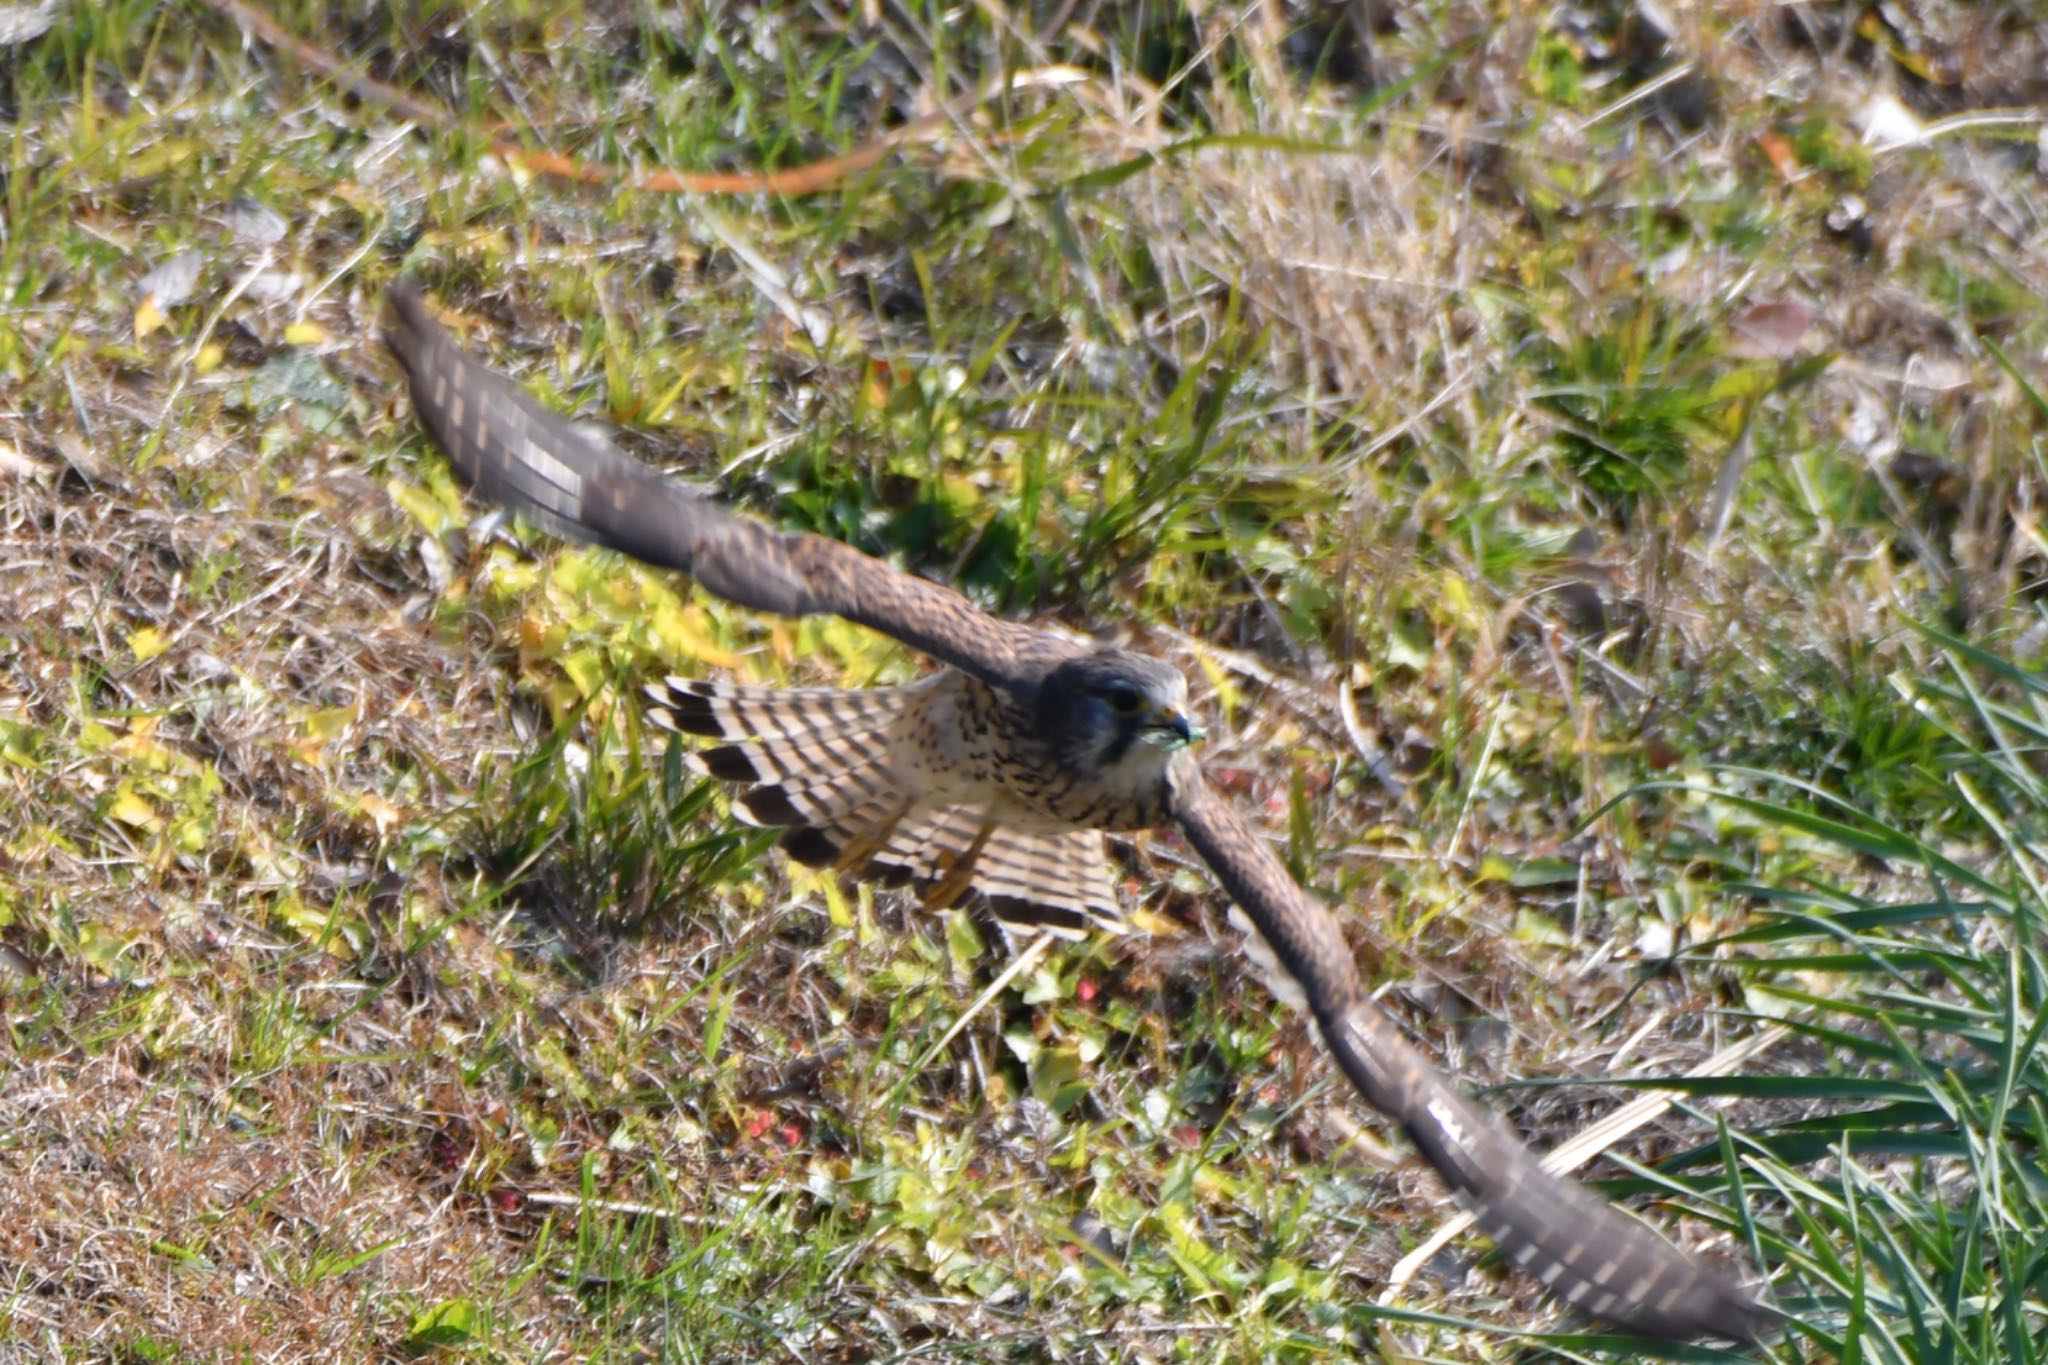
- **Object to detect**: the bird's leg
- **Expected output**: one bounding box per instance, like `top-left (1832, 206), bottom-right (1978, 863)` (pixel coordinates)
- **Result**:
top-left (919, 815), bottom-right (998, 910)
top-left (833, 804), bottom-right (913, 875)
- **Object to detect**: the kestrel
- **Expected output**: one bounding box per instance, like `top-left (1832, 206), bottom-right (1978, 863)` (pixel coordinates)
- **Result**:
top-left (383, 281), bottom-right (1769, 1344)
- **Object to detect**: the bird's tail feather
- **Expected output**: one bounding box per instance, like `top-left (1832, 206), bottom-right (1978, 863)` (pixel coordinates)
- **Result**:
top-left (867, 812), bottom-right (1121, 937)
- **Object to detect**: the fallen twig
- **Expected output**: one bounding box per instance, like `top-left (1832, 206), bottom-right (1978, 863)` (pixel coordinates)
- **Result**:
top-left (195, 0), bottom-right (1087, 196)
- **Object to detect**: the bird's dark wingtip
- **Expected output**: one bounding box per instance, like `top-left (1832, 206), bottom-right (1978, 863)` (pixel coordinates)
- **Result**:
top-left (1713, 1285), bottom-right (1782, 1347)
top-left (1621, 1268), bottom-right (1775, 1346)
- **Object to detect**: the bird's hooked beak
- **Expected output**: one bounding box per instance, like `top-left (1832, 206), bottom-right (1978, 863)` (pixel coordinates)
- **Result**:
top-left (1142, 703), bottom-right (1205, 750)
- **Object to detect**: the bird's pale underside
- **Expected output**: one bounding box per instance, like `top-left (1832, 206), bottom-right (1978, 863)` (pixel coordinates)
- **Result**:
top-left (382, 281), bottom-right (1771, 1344)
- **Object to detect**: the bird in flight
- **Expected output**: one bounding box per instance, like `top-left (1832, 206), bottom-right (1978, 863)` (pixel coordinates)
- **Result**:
top-left (382, 280), bottom-right (1769, 1344)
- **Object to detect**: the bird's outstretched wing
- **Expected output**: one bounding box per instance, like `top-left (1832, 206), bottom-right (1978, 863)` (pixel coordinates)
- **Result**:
top-left (382, 281), bottom-right (1061, 694)
top-left (1168, 768), bottom-right (1770, 1343)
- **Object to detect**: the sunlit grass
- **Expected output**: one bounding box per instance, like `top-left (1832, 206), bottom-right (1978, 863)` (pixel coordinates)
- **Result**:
top-left (3, 0), bottom-right (2046, 1360)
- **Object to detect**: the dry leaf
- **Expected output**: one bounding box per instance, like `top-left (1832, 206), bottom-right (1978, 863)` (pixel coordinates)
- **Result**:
top-left (1728, 299), bottom-right (1815, 360)
top-left (1753, 129), bottom-right (1798, 181)
top-left (134, 249), bottom-right (204, 338)
top-left (223, 198), bottom-right (288, 245)
top-left (0, 2), bottom-right (58, 46)
top-left (136, 249), bottom-right (203, 308)
top-left (0, 438), bottom-right (50, 480)
top-left (128, 626), bottom-right (170, 662)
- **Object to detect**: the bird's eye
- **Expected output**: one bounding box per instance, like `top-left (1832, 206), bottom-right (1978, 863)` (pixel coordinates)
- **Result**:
top-left (1107, 685), bottom-right (1142, 714)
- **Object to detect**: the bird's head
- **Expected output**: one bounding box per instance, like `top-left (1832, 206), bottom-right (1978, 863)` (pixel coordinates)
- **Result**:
top-left (1039, 650), bottom-right (1204, 780)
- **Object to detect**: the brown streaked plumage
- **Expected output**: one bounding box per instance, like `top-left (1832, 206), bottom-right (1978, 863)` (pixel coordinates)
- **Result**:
top-left (382, 280), bottom-right (1772, 1344)
top-left (644, 673), bottom-right (1124, 936)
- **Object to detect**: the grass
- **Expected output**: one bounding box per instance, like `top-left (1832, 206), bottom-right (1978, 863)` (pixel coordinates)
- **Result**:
top-left (3, 1), bottom-right (2048, 1360)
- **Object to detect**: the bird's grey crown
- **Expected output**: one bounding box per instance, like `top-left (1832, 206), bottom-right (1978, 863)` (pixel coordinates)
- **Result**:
top-left (1037, 649), bottom-right (1187, 717)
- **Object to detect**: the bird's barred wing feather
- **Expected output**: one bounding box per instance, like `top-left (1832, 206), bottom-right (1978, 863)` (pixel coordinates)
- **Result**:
top-left (647, 674), bottom-right (922, 743)
top-left (1168, 766), bottom-right (1770, 1343)
top-left (383, 282), bottom-right (1058, 694)
top-left (647, 675), bottom-right (919, 870)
